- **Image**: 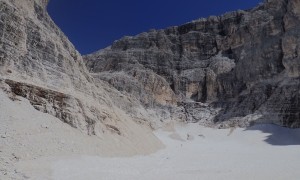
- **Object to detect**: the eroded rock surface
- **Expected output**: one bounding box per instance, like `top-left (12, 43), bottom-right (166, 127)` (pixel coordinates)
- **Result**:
top-left (0, 1), bottom-right (170, 177)
top-left (85, 0), bottom-right (300, 128)
top-left (1, 0), bottom-right (300, 178)
top-left (0, 0), bottom-right (166, 141)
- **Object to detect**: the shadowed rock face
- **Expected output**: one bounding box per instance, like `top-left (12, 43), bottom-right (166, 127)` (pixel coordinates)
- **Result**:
top-left (85, 0), bottom-right (300, 128)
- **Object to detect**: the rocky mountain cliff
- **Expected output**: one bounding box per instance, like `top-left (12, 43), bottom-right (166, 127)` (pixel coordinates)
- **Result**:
top-left (2, 0), bottom-right (300, 178)
top-left (0, 0), bottom-right (165, 148)
top-left (0, 0), bottom-right (299, 139)
top-left (85, 0), bottom-right (300, 128)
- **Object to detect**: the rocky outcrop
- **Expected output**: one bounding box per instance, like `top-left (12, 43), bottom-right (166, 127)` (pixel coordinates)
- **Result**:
top-left (0, 0), bottom-right (171, 140)
top-left (3, 79), bottom-right (100, 134)
top-left (0, 0), bottom-right (99, 134)
top-left (0, 0), bottom-right (93, 94)
top-left (1, 0), bottom-right (299, 130)
top-left (85, 0), bottom-right (300, 128)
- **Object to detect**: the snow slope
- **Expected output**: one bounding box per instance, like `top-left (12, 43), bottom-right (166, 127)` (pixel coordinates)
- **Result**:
top-left (49, 124), bottom-right (300, 180)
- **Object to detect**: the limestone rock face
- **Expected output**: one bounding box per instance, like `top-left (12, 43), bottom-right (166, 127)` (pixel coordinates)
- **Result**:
top-left (85, 0), bottom-right (300, 128)
top-left (0, 0), bottom-right (92, 94)
top-left (1, 0), bottom-right (299, 130)
top-left (0, 0), bottom-right (97, 134)
top-left (0, 0), bottom-right (168, 142)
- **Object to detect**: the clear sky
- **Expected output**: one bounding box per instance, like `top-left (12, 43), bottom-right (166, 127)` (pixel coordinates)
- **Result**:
top-left (48, 0), bottom-right (263, 55)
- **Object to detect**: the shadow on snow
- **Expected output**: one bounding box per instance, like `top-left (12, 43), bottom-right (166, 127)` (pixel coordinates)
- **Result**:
top-left (244, 124), bottom-right (300, 146)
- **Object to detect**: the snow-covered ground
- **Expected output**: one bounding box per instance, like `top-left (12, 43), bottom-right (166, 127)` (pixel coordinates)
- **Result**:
top-left (1, 89), bottom-right (300, 180)
top-left (49, 123), bottom-right (300, 180)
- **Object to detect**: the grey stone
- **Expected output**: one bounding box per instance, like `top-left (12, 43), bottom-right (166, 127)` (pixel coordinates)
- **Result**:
top-left (0, 0), bottom-right (172, 138)
top-left (85, 0), bottom-right (300, 128)
top-left (1, 0), bottom-right (299, 130)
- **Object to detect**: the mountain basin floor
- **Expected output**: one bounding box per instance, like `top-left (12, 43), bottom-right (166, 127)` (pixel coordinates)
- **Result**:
top-left (29, 123), bottom-right (300, 180)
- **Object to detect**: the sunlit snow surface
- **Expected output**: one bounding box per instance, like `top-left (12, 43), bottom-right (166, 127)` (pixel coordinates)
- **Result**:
top-left (52, 124), bottom-right (300, 180)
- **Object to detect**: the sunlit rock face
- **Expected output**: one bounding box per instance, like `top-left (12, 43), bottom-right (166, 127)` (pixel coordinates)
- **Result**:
top-left (85, 0), bottom-right (300, 128)
top-left (0, 0), bottom-right (93, 94)
top-left (0, 0), bottom-right (299, 129)
top-left (0, 0), bottom-right (172, 143)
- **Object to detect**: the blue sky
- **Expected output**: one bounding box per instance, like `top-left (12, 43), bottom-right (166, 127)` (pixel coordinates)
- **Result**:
top-left (48, 0), bottom-right (263, 55)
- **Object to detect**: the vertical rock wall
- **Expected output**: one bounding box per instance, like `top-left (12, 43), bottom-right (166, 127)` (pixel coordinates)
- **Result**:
top-left (85, 0), bottom-right (300, 128)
